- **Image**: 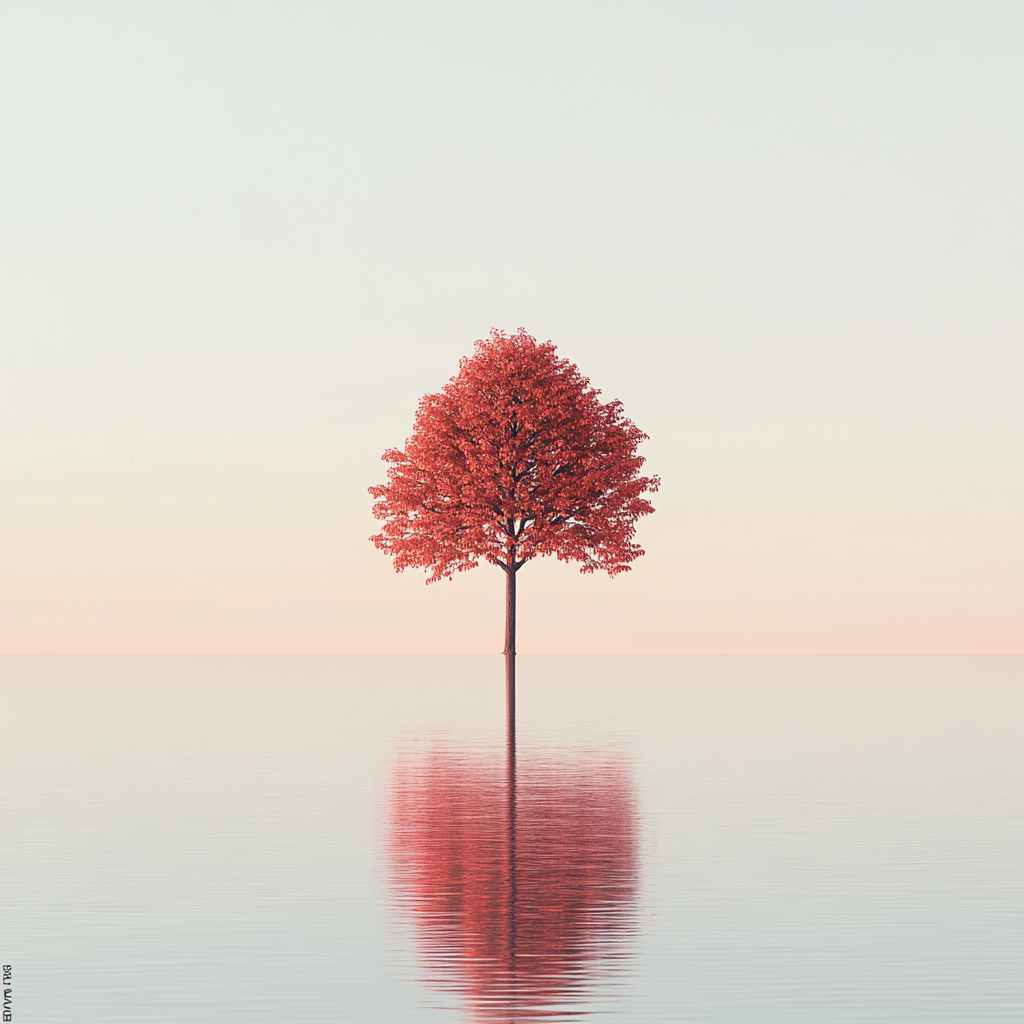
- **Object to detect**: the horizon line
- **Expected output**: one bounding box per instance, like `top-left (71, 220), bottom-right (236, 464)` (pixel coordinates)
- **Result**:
top-left (1, 650), bottom-right (1020, 658)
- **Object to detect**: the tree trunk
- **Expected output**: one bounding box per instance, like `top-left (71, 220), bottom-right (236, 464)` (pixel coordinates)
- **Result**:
top-left (504, 564), bottom-right (516, 743)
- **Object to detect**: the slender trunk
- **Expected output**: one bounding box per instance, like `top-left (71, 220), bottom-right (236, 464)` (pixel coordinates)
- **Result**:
top-left (504, 562), bottom-right (516, 744)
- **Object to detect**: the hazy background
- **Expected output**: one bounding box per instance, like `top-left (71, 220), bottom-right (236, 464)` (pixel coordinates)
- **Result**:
top-left (1, 1), bottom-right (1021, 654)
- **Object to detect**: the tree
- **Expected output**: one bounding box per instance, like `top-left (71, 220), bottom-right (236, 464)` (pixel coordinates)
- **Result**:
top-left (370, 329), bottom-right (659, 731)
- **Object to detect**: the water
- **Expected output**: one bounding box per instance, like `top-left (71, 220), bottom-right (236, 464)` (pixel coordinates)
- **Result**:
top-left (1, 656), bottom-right (1021, 1022)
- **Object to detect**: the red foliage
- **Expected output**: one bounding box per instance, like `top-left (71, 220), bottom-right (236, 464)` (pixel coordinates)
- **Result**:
top-left (387, 746), bottom-right (639, 1020)
top-left (370, 329), bottom-right (659, 582)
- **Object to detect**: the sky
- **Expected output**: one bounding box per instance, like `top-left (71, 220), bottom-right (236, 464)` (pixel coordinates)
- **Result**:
top-left (1, 1), bottom-right (1021, 654)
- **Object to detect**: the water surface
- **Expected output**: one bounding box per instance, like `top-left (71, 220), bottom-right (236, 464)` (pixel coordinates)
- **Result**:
top-left (1, 656), bottom-right (1021, 1021)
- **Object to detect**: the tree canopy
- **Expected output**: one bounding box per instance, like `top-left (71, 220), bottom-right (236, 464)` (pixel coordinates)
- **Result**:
top-left (370, 329), bottom-right (659, 583)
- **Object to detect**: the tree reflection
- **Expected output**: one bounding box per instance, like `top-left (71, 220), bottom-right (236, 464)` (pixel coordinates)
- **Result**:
top-left (387, 735), bottom-right (639, 1021)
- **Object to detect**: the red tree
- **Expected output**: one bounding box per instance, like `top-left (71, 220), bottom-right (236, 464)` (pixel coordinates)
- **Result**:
top-left (370, 329), bottom-right (659, 723)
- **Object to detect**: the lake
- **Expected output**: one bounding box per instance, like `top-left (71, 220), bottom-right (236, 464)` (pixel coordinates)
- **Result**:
top-left (2, 656), bottom-right (1021, 1022)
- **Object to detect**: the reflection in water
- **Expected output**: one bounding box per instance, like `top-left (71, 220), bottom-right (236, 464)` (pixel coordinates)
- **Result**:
top-left (387, 735), bottom-right (639, 1021)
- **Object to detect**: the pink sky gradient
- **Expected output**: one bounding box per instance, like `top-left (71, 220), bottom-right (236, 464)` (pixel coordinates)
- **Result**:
top-left (1, 4), bottom-right (1021, 654)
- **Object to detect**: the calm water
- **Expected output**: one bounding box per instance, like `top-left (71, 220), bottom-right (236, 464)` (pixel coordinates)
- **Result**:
top-left (1, 656), bottom-right (1021, 1022)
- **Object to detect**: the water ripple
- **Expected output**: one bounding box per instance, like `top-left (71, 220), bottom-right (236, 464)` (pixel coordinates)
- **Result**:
top-left (386, 738), bottom-right (639, 1021)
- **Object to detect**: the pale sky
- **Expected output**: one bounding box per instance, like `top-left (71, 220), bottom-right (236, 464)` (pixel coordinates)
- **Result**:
top-left (1, 1), bottom-right (1021, 653)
